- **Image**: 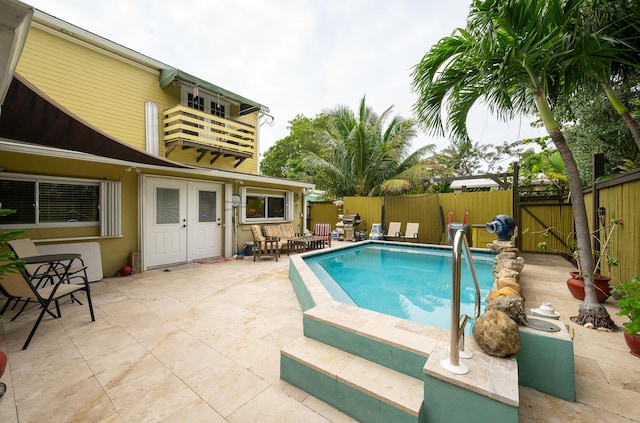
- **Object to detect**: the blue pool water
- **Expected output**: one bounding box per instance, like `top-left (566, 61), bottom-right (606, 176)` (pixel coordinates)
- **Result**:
top-left (305, 243), bottom-right (495, 331)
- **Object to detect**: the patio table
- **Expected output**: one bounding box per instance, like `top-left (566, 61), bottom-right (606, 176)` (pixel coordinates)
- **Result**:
top-left (287, 236), bottom-right (325, 255)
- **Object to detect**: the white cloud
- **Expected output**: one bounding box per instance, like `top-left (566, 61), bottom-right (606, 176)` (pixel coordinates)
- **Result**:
top-left (26, 0), bottom-right (545, 159)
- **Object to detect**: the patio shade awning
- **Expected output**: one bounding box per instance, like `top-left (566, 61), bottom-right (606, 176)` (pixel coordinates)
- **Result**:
top-left (0, 74), bottom-right (189, 168)
top-left (159, 68), bottom-right (267, 116)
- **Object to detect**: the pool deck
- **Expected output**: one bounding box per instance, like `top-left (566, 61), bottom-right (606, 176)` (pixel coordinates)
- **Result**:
top-left (0, 246), bottom-right (638, 422)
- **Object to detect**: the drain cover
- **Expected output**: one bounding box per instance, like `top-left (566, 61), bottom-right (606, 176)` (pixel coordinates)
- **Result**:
top-left (525, 318), bottom-right (561, 332)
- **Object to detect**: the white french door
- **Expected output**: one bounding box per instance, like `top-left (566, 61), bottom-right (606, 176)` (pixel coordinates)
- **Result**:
top-left (144, 177), bottom-right (222, 268)
top-left (145, 179), bottom-right (187, 268)
top-left (188, 182), bottom-right (222, 260)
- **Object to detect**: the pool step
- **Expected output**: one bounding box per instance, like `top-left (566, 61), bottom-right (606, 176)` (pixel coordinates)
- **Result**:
top-left (280, 336), bottom-right (424, 423)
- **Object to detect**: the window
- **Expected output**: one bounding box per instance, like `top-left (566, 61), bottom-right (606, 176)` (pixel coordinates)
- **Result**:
top-left (240, 187), bottom-right (292, 223)
top-left (0, 174), bottom-right (119, 234)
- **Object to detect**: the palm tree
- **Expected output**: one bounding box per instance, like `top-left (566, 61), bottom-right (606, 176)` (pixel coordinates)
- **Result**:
top-left (574, 0), bottom-right (640, 151)
top-left (411, 0), bottom-right (623, 329)
top-left (302, 95), bottom-right (434, 197)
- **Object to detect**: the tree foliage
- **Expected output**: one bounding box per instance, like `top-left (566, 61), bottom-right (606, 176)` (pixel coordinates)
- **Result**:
top-left (411, 0), bottom-right (630, 328)
top-left (259, 114), bottom-right (328, 182)
top-left (0, 209), bottom-right (25, 280)
top-left (302, 95), bottom-right (434, 197)
top-left (557, 74), bottom-right (640, 182)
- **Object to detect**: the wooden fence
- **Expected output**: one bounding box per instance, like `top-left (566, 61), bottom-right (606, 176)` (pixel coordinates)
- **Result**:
top-left (308, 167), bottom-right (640, 284)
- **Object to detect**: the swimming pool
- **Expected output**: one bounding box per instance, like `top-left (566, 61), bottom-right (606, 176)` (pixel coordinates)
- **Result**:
top-left (304, 243), bottom-right (495, 331)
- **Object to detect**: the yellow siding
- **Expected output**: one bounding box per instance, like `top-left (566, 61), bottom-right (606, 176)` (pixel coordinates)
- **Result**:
top-left (15, 24), bottom-right (260, 174)
top-left (234, 111), bottom-right (259, 174)
top-left (16, 26), bottom-right (171, 151)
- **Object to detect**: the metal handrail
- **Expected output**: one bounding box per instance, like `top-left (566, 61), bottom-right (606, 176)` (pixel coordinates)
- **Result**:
top-left (442, 229), bottom-right (482, 374)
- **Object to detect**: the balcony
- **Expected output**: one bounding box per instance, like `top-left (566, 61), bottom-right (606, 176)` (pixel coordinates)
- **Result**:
top-left (163, 105), bottom-right (256, 167)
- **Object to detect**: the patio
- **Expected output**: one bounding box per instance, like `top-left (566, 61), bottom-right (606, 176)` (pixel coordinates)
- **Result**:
top-left (0, 249), bottom-right (638, 422)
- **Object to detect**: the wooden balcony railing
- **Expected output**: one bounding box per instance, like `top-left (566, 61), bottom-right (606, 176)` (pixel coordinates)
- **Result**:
top-left (163, 105), bottom-right (256, 167)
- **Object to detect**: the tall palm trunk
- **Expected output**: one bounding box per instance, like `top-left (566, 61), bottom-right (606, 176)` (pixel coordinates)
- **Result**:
top-left (534, 92), bottom-right (616, 329)
top-left (603, 86), bottom-right (640, 152)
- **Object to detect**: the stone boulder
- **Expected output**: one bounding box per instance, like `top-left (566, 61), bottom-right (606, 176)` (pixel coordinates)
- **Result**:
top-left (485, 295), bottom-right (527, 325)
top-left (472, 309), bottom-right (521, 357)
top-left (496, 268), bottom-right (520, 281)
top-left (502, 257), bottom-right (525, 273)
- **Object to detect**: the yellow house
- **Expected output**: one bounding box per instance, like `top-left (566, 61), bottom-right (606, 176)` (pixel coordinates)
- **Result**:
top-left (0, 3), bottom-right (313, 276)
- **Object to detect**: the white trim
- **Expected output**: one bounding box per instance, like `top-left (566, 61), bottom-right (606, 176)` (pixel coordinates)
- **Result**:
top-left (144, 101), bottom-right (159, 156)
top-left (239, 186), bottom-right (293, 224)
top-left (0, 171), bottom-right (104, 229)
top-left (100, 180), bottom-right (121, 237)
top-left (224, 182), bottom-right (233, 257)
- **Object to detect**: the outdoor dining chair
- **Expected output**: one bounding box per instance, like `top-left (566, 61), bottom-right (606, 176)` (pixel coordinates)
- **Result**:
top-left (0, 269), bottom-right (95, 350)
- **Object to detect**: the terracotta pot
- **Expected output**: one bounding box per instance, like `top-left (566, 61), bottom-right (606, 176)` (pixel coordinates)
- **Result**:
top-left (0, 350), bottom-right (6, 379)
top-left (623, 332), bottom-right (640, 358)
top-left (567, 272), bottom-right (612, 303)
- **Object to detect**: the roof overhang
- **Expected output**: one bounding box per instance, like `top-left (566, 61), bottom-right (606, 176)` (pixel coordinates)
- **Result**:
top-left (0, 0), bottom-right (33, 107)
top-left (0, 138), bottom-right (315, 190)
top-left (0, 74), bottom-right (189, 168)
top-left (159, 68), bottom-right (268, 116)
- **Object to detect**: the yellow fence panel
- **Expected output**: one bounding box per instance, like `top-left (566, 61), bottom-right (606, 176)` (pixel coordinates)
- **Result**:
top-left (306, 172), bottom-right (638, 282)
top-left (309, 202), bottom-right (340, 232)
top-left (598, 179), bottom-right (640, 284)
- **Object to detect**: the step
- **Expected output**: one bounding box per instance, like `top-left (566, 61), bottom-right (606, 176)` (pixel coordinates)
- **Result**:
top-left (281, 336), bottom-right (424, 423)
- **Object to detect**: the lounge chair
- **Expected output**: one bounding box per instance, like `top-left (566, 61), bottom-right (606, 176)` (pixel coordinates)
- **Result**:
top-left (383, 222), bottom-right (402, 240)
top-left (0, 269), bottom-right (95, 350)
top-left (401, 223), bottom-right (420, 242)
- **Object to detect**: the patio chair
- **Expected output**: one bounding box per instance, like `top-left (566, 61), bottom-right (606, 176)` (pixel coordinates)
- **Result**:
top-left (9, 238), bottom-right (89, 286)
top-left (383, 222), bottom-right (402, 240)
top-left (7, 239), bottom-right (89, 320)
top-left (0, 269), bottom-right (95, 350)
top-left (401, 223), bottom-right (420, 242)
top-left (313, 223), bottom-right (332, 247)
top-left (280, 222), bottom-right (301, 239)
top-left (250, 225), bottom-right (280, 261)
top-left (262, 224), bottom-right (289, 253)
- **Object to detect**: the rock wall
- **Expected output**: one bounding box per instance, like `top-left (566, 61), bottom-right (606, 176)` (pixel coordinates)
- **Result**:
top-left (472, 240), bottom-right (527, 357)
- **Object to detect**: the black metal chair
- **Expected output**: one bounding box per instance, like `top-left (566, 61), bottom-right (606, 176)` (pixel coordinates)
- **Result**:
top-left (0, 269), bottom-right (95, 350)
top-left (8, 238), bottom-right (89, 286)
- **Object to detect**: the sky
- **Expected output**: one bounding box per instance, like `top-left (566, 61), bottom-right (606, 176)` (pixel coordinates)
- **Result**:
top-left (25, 0), bottom-right (545, 161)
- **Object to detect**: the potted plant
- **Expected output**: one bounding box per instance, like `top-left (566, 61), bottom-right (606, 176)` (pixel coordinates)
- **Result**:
top-left (535, 214), bottom-right (622, 303)
top-left (566, 216), bottom-right (622, 303)
top-left (0, 208), bottom-right (26, 397)
top-left (611, 276), bottom-right (640, 357)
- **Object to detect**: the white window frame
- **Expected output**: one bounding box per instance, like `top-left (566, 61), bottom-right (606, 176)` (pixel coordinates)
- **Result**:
top-left (0, 173), bottom-right (120, 236)
top-left (239, 186), bottom-right (293, 224)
